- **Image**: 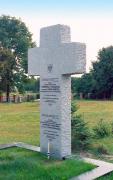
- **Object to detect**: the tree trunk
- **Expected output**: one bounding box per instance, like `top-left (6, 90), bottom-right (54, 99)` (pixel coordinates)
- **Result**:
top-left (6, 83), bottom-right (10, 102)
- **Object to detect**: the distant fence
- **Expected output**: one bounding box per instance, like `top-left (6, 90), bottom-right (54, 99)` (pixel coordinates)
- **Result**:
top-left (0, 92), bottom-right (97, 103)
top-left (0, 94), bottom-right (40, 103)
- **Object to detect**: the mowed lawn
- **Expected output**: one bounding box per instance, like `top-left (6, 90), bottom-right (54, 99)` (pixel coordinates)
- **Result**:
top-left (0, 102), bottom-right (40, 145)
top-left (0, 101), bottom-right (96, 179)
top-left (76, 100), bottom-right (113, 127)
top-left (0, 100), bottom-right (113, 153)
top-left (0, 148), bottom-right (95, 180)
top-left (76, 100), bottom-right (113, 154)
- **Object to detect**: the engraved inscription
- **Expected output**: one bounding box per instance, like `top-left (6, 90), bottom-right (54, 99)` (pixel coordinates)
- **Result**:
top-left (41, 114), bottom-right (61, 141)
top-left (41, 78), bottom-right (60, 106)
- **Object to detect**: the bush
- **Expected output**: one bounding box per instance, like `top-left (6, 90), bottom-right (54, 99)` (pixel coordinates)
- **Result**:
top-left (71, 115), bottom-right (92, 150)
top-left (71, 101), bottom-right (78, 115)
top-left (93, 119), bottom-right (111, 138)
top-left (71, 101), bottom-right (92, 150)
top-left (111, 121), bottom-right (113, 133)
top-left (96, 144), bottom-right (108, 155)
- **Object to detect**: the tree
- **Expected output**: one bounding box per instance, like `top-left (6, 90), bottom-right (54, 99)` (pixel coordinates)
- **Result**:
top-left (0, 15), bottom-right (35, 73)
top-left (0, 15), bottom-right (36, 95)
top-left (92, 46), bottom-right (113, 99)
top-left (71, 77), bottom-right (81, 94)
top-left (23, 77), bottom-right (40, 93)
top-left (71, 73), bottom-right (94, 98)
top-left (0, 47), bottom-right (16, 102)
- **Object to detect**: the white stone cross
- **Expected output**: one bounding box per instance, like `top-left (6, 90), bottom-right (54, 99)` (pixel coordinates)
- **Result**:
top-left (28, 24), bottom-right (86, 159)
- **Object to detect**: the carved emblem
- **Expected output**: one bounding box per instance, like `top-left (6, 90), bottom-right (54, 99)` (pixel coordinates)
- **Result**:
top-left (48, 64), bottom-right (53, 73)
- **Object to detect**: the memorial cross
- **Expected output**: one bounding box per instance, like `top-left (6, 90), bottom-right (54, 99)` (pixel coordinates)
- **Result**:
top-left (28, 24), bottom-right (86, 159)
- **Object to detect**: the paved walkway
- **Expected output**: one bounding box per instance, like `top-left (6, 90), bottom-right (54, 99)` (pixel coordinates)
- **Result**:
top-left (71, 157), bottom-right (113, 180)
top-left (16, 142), bottom-right (40, 152)
top-left (0, 142), bottom-right (113, 179)
top-left (0, 142), bottom-right (40, 152)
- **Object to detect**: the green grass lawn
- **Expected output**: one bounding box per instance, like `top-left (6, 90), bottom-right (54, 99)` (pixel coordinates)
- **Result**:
top-left (0, 100), bottom-right (113, 154)
top-left (76, 100), bottom-right (113, 154)
top-left (98, 173), bottom-right (113, 180)
top-left (1, 100), bottom-right (113, 179)
top-left (0, 102), bottom-right (40, 145)
top-left (0, 148), bottom-right (95, 180)
top-left (76, 100), bottom-right (113, 127)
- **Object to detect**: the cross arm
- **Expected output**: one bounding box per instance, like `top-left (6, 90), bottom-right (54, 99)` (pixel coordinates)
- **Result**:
top-left (28, 42), bottom-right (86, 76)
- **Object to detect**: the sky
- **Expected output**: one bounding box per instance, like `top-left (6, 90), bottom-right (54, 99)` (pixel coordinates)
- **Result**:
top-left (0, 0), bottom-right (113, 71)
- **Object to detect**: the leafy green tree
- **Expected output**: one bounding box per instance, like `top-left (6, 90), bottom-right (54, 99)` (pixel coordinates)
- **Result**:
top-left (0, 15), bottom-right (36, 95)
top-left (92, 46), bottom-right (113, 99)
top-left (71, 77), bottom-right (81, 94)
top-left (0, 47), bottom-right (16, 102)
top-left (71, 73), bottom-right (94, 98)
top-left (0, 15), bottom-right (35, 73)
top-left (72, 46), bottom-right (113, 99)
top-left (23, 77), bottom-right (40, 93)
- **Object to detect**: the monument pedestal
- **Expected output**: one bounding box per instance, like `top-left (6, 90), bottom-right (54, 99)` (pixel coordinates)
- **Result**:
top-left (40, 75), bottom-right (71, 158)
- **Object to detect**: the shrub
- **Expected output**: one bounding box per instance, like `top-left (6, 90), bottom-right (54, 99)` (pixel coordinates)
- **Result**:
top-left (96, 144), bottom-right (108, 155)
top-left (93, 119), bottom-right (111, 138)
top-left (71, 101), bottom-right (78, 115)
top-left (71, 102), bottom-right (92, 150)
top-left (111, 121), bottom-right (113, 133)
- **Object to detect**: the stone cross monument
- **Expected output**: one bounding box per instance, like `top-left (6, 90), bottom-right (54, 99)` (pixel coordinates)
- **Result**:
top-left (28, 24), bottom-right (86, 159)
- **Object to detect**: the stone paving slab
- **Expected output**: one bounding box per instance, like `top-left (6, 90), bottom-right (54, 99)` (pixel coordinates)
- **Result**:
top-left (15, 142), bottom-right (40, 152)
top-left (71, 157), bottom-right (113, 180)
top-left (0, 142), bottom-right (40, 152)
top-left (0, 143), bottom-right (16, 149)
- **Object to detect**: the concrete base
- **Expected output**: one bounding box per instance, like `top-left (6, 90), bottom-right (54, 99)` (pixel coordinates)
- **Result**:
top-left (0, 142), bottom-right (40, 152)
top-left (70, 157), bottom-right (113, 180)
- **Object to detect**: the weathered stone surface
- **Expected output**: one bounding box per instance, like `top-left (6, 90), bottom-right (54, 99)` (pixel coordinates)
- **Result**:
top-left (16, 142), bottom-right (40, 152)
top-left (28, 24), bottom-right (86, 158)
top-left (28, 25), bottom-right (86, 76)
top-left (0, 142), bottom-right (40, 152)
top-left (40, 24), bottom-right (71, 47)
top-left (40, 75), bottom-right (71, 158)
top-left (0, 143), bottom-right (16, 149)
